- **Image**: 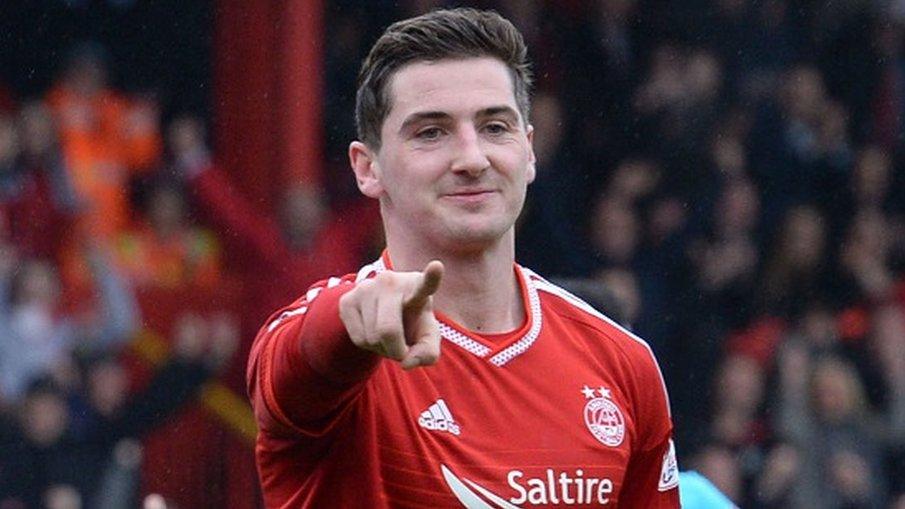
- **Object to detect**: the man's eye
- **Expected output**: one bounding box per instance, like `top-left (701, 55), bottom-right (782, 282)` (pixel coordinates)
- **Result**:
top-left (484, 122), bottom-right (509, 135)
top-left (416, 127), bottom-right (443, 140)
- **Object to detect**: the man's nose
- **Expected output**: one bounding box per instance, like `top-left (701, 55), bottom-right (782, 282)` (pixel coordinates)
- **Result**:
top-left (450, 127), bottom-right (490, 176)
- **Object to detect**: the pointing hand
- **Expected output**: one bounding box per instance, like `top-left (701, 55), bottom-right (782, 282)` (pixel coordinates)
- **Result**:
top-left (339, 261), bottom-right (445, 369)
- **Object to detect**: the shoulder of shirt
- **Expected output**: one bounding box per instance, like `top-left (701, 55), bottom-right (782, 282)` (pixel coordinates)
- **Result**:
top-left (262, 260), bottom-right (384, 334)
top-left (522, 266), bottom-right (672, 417)
top-left (521, 266), bottom-right (658, 362)
top-left (289, 258), bottom-right (384, 307)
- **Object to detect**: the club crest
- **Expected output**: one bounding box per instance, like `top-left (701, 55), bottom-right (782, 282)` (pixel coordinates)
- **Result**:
top-left (581, 385), bottom-right (625, 447)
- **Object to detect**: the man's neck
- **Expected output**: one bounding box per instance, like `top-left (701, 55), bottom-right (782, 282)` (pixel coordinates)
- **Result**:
top-left (387, 233), bottom-right (524, 334)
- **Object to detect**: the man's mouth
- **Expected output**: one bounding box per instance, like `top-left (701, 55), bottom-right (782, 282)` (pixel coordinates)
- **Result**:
top-left (443, 189), bottom-right (497, 201)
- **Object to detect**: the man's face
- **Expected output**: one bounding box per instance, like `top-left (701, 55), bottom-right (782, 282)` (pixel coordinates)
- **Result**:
top-left (353, 57), bottom-right (535, 253)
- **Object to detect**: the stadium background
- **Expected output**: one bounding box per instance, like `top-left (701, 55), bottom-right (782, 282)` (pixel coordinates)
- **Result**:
top-left (1, 0), bottom-right (904, 507)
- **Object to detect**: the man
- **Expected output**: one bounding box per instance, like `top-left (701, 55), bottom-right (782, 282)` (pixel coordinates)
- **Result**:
top-left (247, 8), bottom-right (679, 508)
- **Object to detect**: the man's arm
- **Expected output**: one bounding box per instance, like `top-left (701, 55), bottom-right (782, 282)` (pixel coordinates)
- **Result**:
top-left (247, 261), bottom-right (444, 436)
top-left (621, 435), bottom-right (680, 507)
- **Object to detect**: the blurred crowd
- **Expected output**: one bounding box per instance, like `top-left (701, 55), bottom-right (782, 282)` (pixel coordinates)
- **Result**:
top-left (0, 25), bottom-right (386, 503)
top-left (1, 0), bottom-right (905, 507)
top-left (0, 43), bottom-right (249, 507)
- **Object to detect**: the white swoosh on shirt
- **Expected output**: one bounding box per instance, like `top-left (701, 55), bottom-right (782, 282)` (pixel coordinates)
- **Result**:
top-left (440, 464), bottom-right (521, 509)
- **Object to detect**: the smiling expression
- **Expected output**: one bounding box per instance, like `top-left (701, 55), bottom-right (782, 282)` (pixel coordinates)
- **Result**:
top-left (351, 57), bottom-right (536, 254)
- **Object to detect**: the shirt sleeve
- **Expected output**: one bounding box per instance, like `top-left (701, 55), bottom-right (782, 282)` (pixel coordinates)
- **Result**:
top-left (619, 343), bottom-right (680, 508)
top-left (246, 277), bottom-right (381, 437)
top-left (620, 435), bottom-right (680, 507)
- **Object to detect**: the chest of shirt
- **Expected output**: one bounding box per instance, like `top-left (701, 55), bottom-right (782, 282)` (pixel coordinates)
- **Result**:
top-left (356, 321), bottom-right (637, 506)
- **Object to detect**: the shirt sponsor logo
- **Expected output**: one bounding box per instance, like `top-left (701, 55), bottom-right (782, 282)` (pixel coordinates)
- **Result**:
top-left (441, 464), bottom-right (615, 508)
top-left (658, 439), bottom-right (679, 491)
top-left (581, 385), bottom-right (625, 447)
top-left (418, 398), bottom-right (460, 436)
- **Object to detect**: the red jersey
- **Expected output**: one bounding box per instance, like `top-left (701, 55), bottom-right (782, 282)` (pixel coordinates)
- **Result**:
top-left (248, 256), bottom-right (680, 508)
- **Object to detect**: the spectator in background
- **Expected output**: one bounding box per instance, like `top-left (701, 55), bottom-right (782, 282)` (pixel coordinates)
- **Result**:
top-left (769, 290), bottom-right (897, 507)
top-left (828, 144), bottom-right (899, 245)
top-left (710, 353), bottom-right (767, 450)
top-left (45, 42), bottom-right (161, 241)
top-left (869, 305), bottom-right (905, 440)
top-left (758, 205), bottom-right (830, 316)
top-left (687, 176), bottom-right (761, 329)
top-left (633, 46), bottom-right (725, 187)
top-left (838, 209), bottom-right (896, 305)
top-left (750, 441), bottom-right (802, 508)
top-left (589, 194), bottom-right (641, 268)
top-left (114, 176), bottom-right (221, 289)
top-left (688, 444), bottom-right (742, 505)
top-left (868, 304), bottom-right (905, 499)
top-left (852, 146), bottom-right (896, 211)
top-left (704, 350), bottom-right (772, 505)
top-left (594, 267), bottom-right (642, 325)
top-left (749, 65), bottom-right (852, 230)
top-left (588, 155), bottom-right (691, 376)
top-left (2, 379), bottom-right (74, 507)
top-left (167, 115), bottom-right (380, 329)
top-left (684, 117), bottom-right (754, 240)
top-left (0, 235), bottom-right (138, 406)
top-left (0, 105), bottom-right (78, 262)
top-left (776, 351), bottom-right (886, 508)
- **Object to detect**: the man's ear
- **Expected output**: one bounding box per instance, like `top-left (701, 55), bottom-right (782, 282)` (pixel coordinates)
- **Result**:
top-left (349, 141), bottom-right (384, 198)
top-left (525, 124), bottom-right (537, 184)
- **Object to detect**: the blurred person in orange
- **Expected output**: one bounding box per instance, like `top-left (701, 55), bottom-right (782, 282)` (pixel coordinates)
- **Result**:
top-left (45, 42), bottom-right (161, 241)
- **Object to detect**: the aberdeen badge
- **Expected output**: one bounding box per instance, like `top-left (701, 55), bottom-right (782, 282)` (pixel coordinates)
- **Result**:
top-left (581, 385), bottom-right (625, 447)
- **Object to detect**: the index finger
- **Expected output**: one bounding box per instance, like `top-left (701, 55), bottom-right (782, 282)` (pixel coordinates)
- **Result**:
top-left (405, 260), bottom-right (444, 308)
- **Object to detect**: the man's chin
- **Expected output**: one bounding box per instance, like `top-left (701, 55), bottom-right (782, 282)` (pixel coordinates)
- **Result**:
top-left (436, 222), bottom-right (513, 252)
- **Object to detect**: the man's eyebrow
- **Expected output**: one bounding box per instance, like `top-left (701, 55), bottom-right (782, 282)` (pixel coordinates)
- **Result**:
top-left (399, 106), bottom-right (522, 133)
top-left (476, 106), bottom-right (520, 121)
top-left (399, 111), bottom-right (451, 133)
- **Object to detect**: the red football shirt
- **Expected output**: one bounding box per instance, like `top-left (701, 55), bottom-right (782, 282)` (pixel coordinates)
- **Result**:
top-left (248, 255), bottom-right (680, 508)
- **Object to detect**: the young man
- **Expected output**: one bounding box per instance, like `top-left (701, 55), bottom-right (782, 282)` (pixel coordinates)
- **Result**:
top-left (247, 8), bottom-right (679, 508)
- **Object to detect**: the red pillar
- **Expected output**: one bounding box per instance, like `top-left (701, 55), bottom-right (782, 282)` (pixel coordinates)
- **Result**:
top-left (213, 2), bottom-right (276, 208)
top-left (213, 0), bottom-right (324, 208)
top-left (277, 0), bottom-right (324, 188)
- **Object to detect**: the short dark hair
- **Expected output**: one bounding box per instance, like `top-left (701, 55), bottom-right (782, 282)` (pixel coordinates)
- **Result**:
top-left (355, 8), bottom-right (533, 149)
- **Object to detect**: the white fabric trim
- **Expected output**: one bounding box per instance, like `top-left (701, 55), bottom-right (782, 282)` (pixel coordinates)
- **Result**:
top-left (439, 323), bottom-right (492, 357)
top-left (488, 266), bottom-right (543, 366)
top-left (266, 305), bottom-right (308, 333)
top-left (367, 259), bottom-right (542, 366)
top-left (355, 259), bottom-right (383, 282)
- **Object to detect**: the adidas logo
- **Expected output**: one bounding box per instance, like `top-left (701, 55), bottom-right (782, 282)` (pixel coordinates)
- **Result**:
top-left (418, 399), bottom-right (460, 436)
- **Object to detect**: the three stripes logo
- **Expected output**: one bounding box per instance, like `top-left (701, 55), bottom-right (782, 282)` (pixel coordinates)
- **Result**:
top-left (418, 398), bottom-right (461, 436)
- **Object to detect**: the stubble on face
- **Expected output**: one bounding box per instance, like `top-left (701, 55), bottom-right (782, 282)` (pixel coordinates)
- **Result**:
top-left (373, 57), bottom-right (535, 254)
